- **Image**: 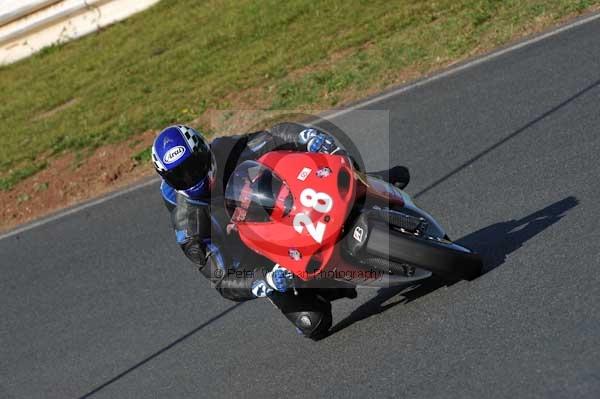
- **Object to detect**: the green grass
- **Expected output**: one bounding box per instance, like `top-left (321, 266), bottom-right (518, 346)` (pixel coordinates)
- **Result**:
top-left (0, 0), bottom-right (597, 188)
top-left (0, 162), bottom-right (47, 191)
top-left (132, 147), bottom-right (152, 163)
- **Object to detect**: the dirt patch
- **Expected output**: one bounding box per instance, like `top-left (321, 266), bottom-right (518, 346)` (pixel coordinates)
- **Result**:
top-left (0, 129), bottom-right (157, 232)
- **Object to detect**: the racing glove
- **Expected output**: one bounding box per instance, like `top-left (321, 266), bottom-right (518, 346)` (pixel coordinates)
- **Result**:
top-left (266, 264), bottom-right (294, 292)
top-left (250, 264), bottom-right (294, 298)
top-left (299, 128), bottom-right (342, 155)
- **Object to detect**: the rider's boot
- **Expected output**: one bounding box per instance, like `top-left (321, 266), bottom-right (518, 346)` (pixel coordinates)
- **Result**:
top-left (269, 290), bottom-right (333, 340)
top-left (368, 165), bottom-right (410, 189)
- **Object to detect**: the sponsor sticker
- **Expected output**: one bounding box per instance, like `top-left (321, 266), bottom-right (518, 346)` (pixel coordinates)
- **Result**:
top-left (297, 167), bottom-right (312, 181)
top-left (316, 167), bottom-right (331, 178)
top-left (163, 146), bottom-right (186, 164)
top-left (288, 248), bottom-right (302, 261)
top-left (353, 226), bottom-right (364, 243)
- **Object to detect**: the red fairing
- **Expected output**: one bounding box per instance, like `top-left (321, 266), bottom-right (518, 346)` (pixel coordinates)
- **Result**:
top-left (235, 151), bottom-right (356, 280)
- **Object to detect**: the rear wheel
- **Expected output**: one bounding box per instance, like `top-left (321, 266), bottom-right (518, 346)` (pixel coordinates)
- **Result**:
top-left (366, 221), bottom-right (482, 281)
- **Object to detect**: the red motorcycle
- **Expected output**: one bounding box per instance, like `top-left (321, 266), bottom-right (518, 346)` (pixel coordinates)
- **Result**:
top-left (225, 151), bottom-right (482, 295)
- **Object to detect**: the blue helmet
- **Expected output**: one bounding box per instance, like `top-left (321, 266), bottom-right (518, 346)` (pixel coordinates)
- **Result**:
top-left (151, 125), bottom-right (215, 199)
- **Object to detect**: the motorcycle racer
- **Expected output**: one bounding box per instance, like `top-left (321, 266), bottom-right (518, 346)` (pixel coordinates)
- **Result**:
top-left (151, 122), bottom-right (410, 339)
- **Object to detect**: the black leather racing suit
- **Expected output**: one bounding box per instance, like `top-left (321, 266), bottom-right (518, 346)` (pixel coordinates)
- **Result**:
top-left (161, 122), bottom-right (337, 336)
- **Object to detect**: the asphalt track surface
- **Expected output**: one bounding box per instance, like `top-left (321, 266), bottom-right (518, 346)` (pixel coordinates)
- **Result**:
top-left (2, 15), bottom-right (600, 399)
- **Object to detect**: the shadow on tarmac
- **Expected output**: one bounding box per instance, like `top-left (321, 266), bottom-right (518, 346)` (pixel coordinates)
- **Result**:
top-left (328, 196), bottom-right (579, 336)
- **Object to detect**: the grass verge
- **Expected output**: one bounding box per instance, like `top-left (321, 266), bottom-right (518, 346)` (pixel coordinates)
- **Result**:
top-left (0, 0), bottom-right (598, 188)
top-left (0, 162), bottom-right (47, 191)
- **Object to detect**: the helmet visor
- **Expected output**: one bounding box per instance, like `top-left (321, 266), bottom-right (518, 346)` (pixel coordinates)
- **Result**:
top-left (161, 150), bottom-right (213, 190)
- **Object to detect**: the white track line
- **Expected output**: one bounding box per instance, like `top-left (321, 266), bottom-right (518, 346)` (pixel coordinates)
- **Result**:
top-left (2, 11), bottom-right (599, 241)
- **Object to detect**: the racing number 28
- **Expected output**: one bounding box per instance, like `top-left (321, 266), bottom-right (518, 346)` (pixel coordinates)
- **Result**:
top-left (293, 188), bottom-right (333, 243)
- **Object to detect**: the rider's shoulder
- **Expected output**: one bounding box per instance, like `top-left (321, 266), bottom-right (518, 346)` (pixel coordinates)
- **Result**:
top-left (160, 180), bottom-right (209, 207)
top-left (160, 180), bottom-right (177, 206)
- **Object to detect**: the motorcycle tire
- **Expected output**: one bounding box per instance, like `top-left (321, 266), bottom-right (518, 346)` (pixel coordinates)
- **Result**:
top-left (366, 220), bottom-right (483, 281)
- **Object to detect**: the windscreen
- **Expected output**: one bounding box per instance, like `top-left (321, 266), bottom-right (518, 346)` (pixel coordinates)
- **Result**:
top-left (225, 160), bottom-right (293, 223)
